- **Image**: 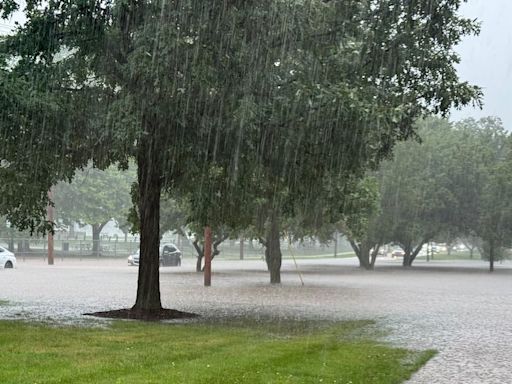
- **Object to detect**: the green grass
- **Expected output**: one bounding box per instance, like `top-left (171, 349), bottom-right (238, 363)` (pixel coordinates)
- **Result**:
top-left (0, 320), bottom-right (434, 384)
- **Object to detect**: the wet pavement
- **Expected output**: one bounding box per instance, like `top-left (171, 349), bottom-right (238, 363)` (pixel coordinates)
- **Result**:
top-left (1, 256), bottom-right (511, 383)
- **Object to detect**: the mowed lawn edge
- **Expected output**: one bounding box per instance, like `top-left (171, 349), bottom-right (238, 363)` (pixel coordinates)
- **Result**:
top-left (0, 319), bottom-right (434, 384)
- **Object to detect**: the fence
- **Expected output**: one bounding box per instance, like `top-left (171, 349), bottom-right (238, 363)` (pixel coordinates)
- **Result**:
top-left (0, 234), bottom-right (354, 261)
top-left (0, 236), bottom-right (139, 260)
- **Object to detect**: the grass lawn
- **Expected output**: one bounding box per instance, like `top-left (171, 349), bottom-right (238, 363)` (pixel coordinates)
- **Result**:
top-left (0, 319), bottom-right (433, 384)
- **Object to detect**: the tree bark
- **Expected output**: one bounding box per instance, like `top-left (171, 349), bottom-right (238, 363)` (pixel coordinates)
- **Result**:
top-left (402, 240), bottom-right (427, 267)
top-left (265, 213), bottom-right (282, 284)
top-left (132, 124), bottom-right (162, 313)
top-left (402, 244), bottom-right (413, 267)
top-left (91, 222), bottom-right (107, 257)
top-left (240, 237), bottom-right (244, 260)
top-left (193, 238), bottom-right (204, 272)
top-left (349, 239), bottom-right (372, 270)
top-left (194, 235), bottom-right (227, 272)
top-left (370, 245), bottom-right (380, 268)
top-left (489, 241), bottom-right (494, 272)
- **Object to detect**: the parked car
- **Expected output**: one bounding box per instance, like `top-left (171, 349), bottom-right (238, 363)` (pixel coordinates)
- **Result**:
top-left (391, 248), bottom-right (405, 258)
top-left (0, 246), bottom-right (16, 269)
top-left (128, 243), bottom-right (182, 267)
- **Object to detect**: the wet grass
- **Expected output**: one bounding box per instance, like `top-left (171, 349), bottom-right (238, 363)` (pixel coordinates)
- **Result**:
top-left (0, 319), bottom-right (434, 384)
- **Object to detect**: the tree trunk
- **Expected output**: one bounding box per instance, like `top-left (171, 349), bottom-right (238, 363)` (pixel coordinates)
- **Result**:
top-left (405, 241), bottom-right (427, 267)
top-left (370, 245), bottom-right (380, 268)
top-left (91, 223), bottom-right (107, 257)
top-left (193, 239), bottom-right (204, 272)
top-left (240, 238), bottom-right (244, 260)
top-left (265, 213), bottom-right (282, 284)
top-left (196, 253), bottom-right (203, 272)
top-left (359, 245), bottom-right (372, 270)
top-left (489, 242), bottom-right (494, 272)
top-left (132, 126), bottom-right (162, 313)
top-left (402, 244), bottom-right (413, 267)
top-left (349, 239), bottom-right (372, 270)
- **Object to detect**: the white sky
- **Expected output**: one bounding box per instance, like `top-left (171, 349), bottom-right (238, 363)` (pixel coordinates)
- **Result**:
top-left (2, 0), bottom-right (511, 128)
top-left (451, 0), bottom-right (512, 129)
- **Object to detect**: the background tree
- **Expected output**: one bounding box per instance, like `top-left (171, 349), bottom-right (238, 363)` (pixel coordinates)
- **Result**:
top-left (456, 118), bottom-right (512, 271)
top-left (53, 165), bottom-right (134, 256)
top-left (342, 176), bottom-right (387, 270)
top-left (375, 119), bottom-right (462, 266)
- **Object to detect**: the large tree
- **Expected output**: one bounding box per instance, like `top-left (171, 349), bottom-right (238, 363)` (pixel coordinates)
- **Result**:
top-left (1, 1), bottom-right (481, 313)
top-left (229, 0), bottom-right (482, 282)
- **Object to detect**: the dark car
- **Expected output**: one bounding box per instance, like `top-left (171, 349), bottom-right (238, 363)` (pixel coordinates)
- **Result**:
top-left (128, 243), bottom-right (182, 267)
top-left (160, 243), bottom-right (182, 266)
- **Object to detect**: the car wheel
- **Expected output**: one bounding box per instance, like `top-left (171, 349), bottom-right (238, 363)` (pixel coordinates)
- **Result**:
top-left (4, 261), bottom-right (13, 269)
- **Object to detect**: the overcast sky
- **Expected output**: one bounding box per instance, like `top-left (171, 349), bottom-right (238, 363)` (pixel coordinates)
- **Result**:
top-left (1, 1), bottom-right (511, 128)
top-left (452, 0), bottom-right (512, 129)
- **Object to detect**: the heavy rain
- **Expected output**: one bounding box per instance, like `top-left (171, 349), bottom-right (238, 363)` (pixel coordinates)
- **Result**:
top-left (0, 1), bottom-right (511, 383)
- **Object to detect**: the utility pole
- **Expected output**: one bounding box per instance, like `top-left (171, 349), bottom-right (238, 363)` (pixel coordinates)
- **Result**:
top-left (204, 226), bottom-right (212, 286)
top-left (47, 189), bottom-right (54, 265)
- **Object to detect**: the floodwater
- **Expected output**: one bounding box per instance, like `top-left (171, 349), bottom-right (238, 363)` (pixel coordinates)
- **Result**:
top-left (1, 256), bottom-right (511, 383)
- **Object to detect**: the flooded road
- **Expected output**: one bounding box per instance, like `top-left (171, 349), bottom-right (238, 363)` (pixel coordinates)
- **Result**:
top-left (1, 256), bottom-right (511, 383)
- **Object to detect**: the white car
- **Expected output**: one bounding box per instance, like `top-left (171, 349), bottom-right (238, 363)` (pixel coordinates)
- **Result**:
top-left (0, 246), bottom-right (16, 269)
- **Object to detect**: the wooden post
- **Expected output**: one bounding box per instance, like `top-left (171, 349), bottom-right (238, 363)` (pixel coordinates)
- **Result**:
top-left (333, 231), bottom-right (338, 258)
top-left (204, 226), bottom-right (212, 286)
top-left (47, 189), bottom-right (54, 265)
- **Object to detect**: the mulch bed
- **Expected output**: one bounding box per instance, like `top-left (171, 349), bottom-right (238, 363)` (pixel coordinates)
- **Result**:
top-left (84, 308), bottom-right (199, 321)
